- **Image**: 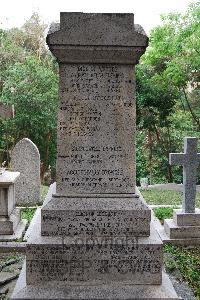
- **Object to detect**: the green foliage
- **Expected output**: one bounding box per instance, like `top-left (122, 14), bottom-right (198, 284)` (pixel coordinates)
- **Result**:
top-left (136, 65), bottom-right (177, 129)
top-left (136, 130), bottom-right (149, 183)
top-left (0, 13), bottom-right (59, 176)
top-left (1, 55), bottom-right (58, 171)
top-left (20, 186), bottom-right (48, 222)
top-left (21, 207), bottom-right (37, 222)
top-left (136, 1), bottom-right (200, 184)
top-left (164, 244), bottom-right (200, 298)
top-left (140, 188), bottom-right (182, 205)
top-left (153, 207), bottom-right (176, 224)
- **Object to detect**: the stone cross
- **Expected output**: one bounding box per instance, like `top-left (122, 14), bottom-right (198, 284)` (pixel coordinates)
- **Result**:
top-left (169, 137), bottom-right (200, 213)
top-left (0, 103), bottom-right (14, 119)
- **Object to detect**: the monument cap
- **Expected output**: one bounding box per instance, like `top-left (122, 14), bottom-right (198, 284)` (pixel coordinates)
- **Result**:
top-left (46, 12), bottom-right (148, 64)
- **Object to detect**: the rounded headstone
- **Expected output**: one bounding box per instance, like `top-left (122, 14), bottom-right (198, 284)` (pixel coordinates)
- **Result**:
top-left (11, 138), bottom-right (40, 205)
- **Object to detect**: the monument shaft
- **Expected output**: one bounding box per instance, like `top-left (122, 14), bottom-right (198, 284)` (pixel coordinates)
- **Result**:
top-left (57, 64), bottom-right (136, 195)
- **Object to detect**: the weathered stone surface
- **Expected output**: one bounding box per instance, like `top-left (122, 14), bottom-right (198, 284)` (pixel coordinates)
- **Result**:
top-left (41, 194), bottom-right (151, 237)
top-left (56, 64), bottom-right (136, 195)
top-left (0, 219), bottom-right (27, 242)
top-left (174, 208), bottom-right (200, 226)
top-left (43, 182), bottom-right (56, 206)
top-left (0, 171), bottom-right (20, 217)
top-left (0, 189), bottom-right (9, 216)
top-left (26, 242), bottom-right (162, 285)
top-left (0, 171), bottom-right (27, 240)
top-left (12, 265), bottom-right (178, 299)
top-left (47, 13), bottom-right (148, 64)
top-left (0, 208), bottom-right (20, 235)
top-left (0, 171), bottom-right (20, 235)
top-left (26, 212), bottom-right (162, 285)
top-left (0, 171), bottom-right (20, 185)
top-left (0, 218), bottom-right (13, 235)
top-left (164, 219), bottom-right (200, 239)
top-left (11, 138), bottom-right (40, 205)
top-left (152, 209), bottom-right (200, 245)
top-left (169, 137), bottom-right (200, 213)
top-left (0, 271), bottom-right (19, 286)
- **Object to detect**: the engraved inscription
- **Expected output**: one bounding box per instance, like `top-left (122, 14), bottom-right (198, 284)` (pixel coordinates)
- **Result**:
top-left (42, 210), bottom-right (150, 236)
top-left (26, 244), bottom-right (161, 284)
top-left (57, 64), bottom-right (136, 194)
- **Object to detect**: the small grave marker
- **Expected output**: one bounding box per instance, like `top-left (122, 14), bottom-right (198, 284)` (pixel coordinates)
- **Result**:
top-left (169, 137), bottom-right (200, 213)
top-left (11, 138), bottom-right (40, 205)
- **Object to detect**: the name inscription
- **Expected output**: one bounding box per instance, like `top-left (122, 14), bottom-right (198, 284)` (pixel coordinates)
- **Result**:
top-left (57, 64), bottom-right (136, 194)
top-left (26, 244), bottom-right (161, 284)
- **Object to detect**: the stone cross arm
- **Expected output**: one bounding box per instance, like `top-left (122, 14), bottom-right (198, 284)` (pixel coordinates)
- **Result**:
top-left (169, 137), bottom-right (200, 213)
top-left (169, 137), bottom-right (200, 166)
top-left (169, 152), bottom-right (200, 165)
top-left (169, 153), bottom-right (184, 165)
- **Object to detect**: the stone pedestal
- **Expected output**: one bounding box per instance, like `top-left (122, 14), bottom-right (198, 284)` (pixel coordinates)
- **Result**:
top-left (13, 186), bottom-right (178, 299)
top-left (0, 171), bottom-right (27, 241)
top-left (164, 209), bottom-right (200, 242)
top-left (12, 13), bottom-right (178, 299)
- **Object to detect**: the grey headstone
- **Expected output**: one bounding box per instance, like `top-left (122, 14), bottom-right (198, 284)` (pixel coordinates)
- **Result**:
top-left (11, 138), bottom-right (40, 205)
top-left (169, 137), bottom-right (200, 213)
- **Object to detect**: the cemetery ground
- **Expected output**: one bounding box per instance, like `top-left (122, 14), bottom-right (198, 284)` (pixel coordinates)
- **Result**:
top-left (0, 185), bottom-right (198, 299)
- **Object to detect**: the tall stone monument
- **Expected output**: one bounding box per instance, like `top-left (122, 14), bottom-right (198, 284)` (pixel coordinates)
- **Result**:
top-left (164, 137), bottom-right (200, 243)
top-left (11, 138), bottom-right (40, 205)
top-left (12, 13), bottom-right (178, 299)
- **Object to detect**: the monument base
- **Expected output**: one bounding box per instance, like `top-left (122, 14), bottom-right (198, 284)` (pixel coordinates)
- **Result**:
top-left (12, 263), bottom-right (178, 299)
top-left (152, 209), bottom-right (200, 245)
top-left (0, 221), bottom-right (27, 242)
top-left (22, 209), bottom-right (163, 286)
top-left (41, 193), bottom-right (151, 237)
top-left (164, 209), bottom-right (200, 242)
top-left (164, 219), bottom-right (200, 239)
top-left (0, 208), bottom-right (27, 242)
top-left (11, 184), bottom-right (179, 299)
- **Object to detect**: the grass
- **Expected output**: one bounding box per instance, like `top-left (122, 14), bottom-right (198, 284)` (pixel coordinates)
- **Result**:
top-left (21, 207), bottom-right (37, 223)
top-left (164, 244), bottom-right (200, 299)
top-left (153, 207), bottom-right (176, 224)
top-left (20, 185), bottom-right (49, 223)
top-left (140, 188), bottom-right (200, 207)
